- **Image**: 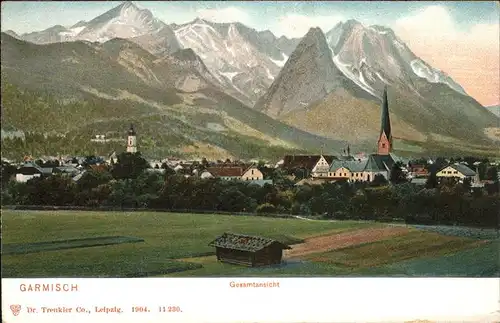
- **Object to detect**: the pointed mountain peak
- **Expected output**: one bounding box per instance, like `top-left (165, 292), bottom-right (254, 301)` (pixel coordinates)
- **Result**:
top-left (192, 17), bottom-right (207, 24)
top-left (344, 19), bottom-right (362, 27)
top-left (45, 25), bottom-right (68, 32)
top-left (300, 27), bottom-right (328, 44)
top-left (4, 30), bottom-right (19, 37)
top-left (299, 27), bottom-right (329, 50)
top-left (305, 27), bottom-right (324, 36)
top-left (119, 1), bottom-right (138, 10)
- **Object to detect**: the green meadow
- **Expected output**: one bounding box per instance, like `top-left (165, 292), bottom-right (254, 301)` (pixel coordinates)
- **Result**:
top-left (1, 210), bottom-right (497, 277)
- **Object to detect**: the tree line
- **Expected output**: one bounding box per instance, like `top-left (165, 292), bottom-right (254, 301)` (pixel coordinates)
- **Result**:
top-left (2, 152), bottom-right (499, 228)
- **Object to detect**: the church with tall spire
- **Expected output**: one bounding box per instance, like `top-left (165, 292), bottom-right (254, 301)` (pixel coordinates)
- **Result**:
top-left (361, 86), bottom-right (402, 180)
top-left (292, 87), bottom-right (407, 183)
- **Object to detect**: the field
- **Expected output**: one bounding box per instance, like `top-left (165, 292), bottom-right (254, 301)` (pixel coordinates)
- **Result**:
top-left (1, 210), bottom-right (498, 277)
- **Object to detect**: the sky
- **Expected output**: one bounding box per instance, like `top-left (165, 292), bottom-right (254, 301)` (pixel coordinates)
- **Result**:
top-left (1, 1), bottom-right (499, 106)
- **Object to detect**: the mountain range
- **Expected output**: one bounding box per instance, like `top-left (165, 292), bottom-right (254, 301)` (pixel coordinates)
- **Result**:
top-left (2, 1), bottom-right (498, 159)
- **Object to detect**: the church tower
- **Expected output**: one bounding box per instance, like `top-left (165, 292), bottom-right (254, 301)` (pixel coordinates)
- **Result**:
top-left (126, 124), bottom-right (137, 153)
top-left (377, 87), bottom-right (392, 155)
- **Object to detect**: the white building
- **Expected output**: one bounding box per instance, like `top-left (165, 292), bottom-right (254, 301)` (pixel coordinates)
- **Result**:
top-left (15, 163), bottom-right (52, 182)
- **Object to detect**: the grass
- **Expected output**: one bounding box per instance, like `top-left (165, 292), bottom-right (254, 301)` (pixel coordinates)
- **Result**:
top-left (1, 210), bottom-right (372, 277)
top-left (2, 236), bottom-right (145, 255)
top-left (303, 230), bottom-right (486, 270)
top-left (2, 210), bottom-right (495, 277)
top-left (360, 239), bottom-right (499, 277)
top-left (166, 258), bottom-right (347, 277)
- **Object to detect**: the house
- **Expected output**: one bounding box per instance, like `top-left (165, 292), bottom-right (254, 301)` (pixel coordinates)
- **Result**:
top-left (208, 233), bottom-right (291, 267)
top-left (52, 166), bottom-right (80, 177)
top-left (205, 167), bottom-right (244, 181)
top-left (72, 170), bottom-right (87, 183)
top-left (241, 166), bottom-right (264, 181)
top-left (436, 164), bottom-right (476, 182)
top-left (149, 160), bottom-right (162, 169)
top-left (325, 153), bottom-right (400, 183)
top-left (15, 162), bottom-right (54, 182)
top-left (107, 151), bottom-right (117, 165)
top-left (410, 177), bottom-right (427, 186)
top-left (408, 164), bottom-right (429, 177)
top-left (311, 155), bottom-right (337, 178)
top-left (282, 155), bottom-right (327, 173)
top-left (328, 159), bottom-right (366, 182)
top-left (200, 170), bottom-right (214, 179)
top-left (146, 168), bottom-right (165, 174)
top-left (15, 163), bottom-right (43, 182)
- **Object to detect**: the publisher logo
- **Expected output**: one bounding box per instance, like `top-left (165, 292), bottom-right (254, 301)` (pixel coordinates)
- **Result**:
top-left (10, 304), bottom-right (21, 316)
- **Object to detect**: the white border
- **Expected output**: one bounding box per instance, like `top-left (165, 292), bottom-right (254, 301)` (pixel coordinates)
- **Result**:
top-left (2, 278), bottom-right (499, 322)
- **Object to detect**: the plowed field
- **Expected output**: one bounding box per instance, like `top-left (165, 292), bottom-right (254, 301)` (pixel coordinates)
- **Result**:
top-left (284, 226), bottom-right (411, 259)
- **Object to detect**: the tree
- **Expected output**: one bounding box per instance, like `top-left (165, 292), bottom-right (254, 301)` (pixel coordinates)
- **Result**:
top-left (161, 163), bottom-right (176, 177)
top-left (77, 169), bottom-right (112, 191)
top-left (24, 175), bottom-right (76, 205)
top-left (217, 187), bottom-right (256, 212)
top-left (389, 161), bottom-right (406, 184)
top-left (486, 166), bottom-right (499, 182)
top-left (371, 174), bottom-right (388, 186)
top-left (111, 152), bottom-right (149, 180)
top-left (426, 171), bottom-right (438, 189)
top-left (462, 177), bottom-right (472, 192)
top-left (1, 161), bottom-right (17, 186)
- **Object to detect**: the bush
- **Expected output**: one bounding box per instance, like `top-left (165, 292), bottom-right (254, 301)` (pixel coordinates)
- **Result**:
top-left (256, 203), bottom-right (276, 215)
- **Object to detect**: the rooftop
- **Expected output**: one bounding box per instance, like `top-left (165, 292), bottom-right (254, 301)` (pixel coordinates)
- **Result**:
top-left (208, 232), bottom-right (291, 252)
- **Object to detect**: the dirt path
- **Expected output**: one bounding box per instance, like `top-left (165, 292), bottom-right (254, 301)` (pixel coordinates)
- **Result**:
top-left (284, 226), bottom-right (411, 259)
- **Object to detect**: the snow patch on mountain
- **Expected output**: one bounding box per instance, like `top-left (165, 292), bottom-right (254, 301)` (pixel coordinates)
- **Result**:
top-left (369, 26), bottom-right (388, 35)
top-left (332, 53), bottom-right (377, 97)
top-left (359, 57), bottom-right (367, 67)
top-left (393, 39), bottom-right (406, 52)
top-left (269, 53), bottom-right (288, 67)
top-left (264, 67), bottom-right (274, 80)
top-left (410, 59), bottom-right (466, 94)
top-left (220, 71), bottom-right (239, 82)
top-left (375, 72), bottom-right (389, 84)
top-left (59, 26), bottom-right (86, 37)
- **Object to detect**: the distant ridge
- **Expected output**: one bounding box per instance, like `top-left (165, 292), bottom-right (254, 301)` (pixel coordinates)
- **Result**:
top-left (486, 105), bottom-right (500, 117)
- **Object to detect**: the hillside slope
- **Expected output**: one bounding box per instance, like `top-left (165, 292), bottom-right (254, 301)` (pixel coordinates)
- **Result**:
top-left (1, 33), bottom-right (345, 160)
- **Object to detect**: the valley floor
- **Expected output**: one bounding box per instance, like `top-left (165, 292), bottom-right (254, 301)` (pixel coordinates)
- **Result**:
top-left (1, 210), bottom-right (497, 278)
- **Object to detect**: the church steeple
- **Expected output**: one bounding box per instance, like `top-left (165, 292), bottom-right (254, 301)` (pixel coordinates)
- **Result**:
top-left (126, 124), bottom-right (137, 153)
top-left (377, 87), bottom-right (392, 155)
top-left (128, 124), bottom-right (136, 136)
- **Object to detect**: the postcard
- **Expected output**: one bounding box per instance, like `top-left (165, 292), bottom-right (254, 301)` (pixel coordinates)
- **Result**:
top-left (1, 1), bottom-right (499, 322)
